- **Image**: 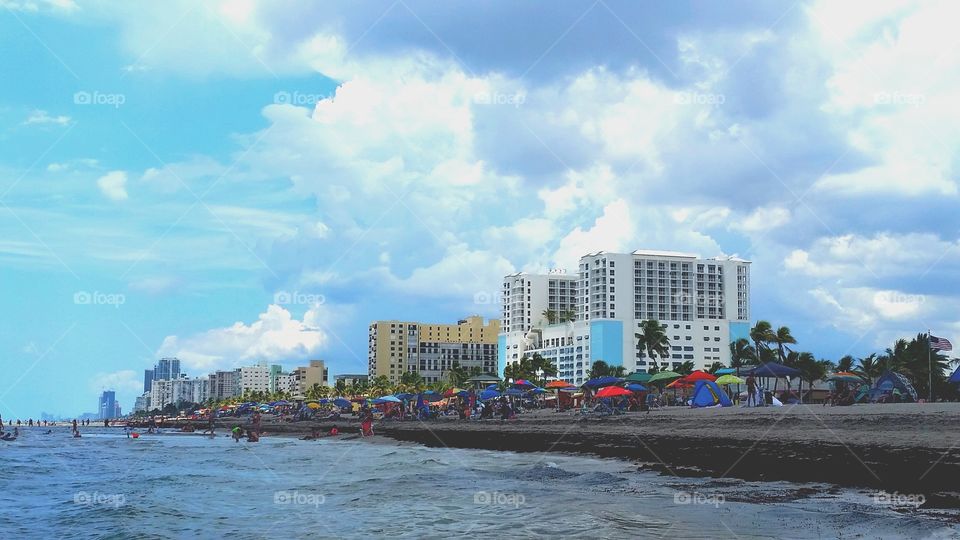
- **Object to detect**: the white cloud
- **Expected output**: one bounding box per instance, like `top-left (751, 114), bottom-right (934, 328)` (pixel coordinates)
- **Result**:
top-left (157, 304), bottom-right (327, 372)
top-left (23, 110), bottom-right (71, 126)
top-left (732, 207), bottom-right (791, 233)
top-left (89, 369), bottom-right (143, 394)
top-left (96, 170), bottom-right (129, 201)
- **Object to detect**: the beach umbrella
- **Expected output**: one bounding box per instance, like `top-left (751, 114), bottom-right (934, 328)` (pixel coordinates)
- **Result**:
top-left (826, 374), bottom-right (861, 383)
top-left (715, 374), bottom-right (744, 385)
top-left (306, 402), bottom-right (321, 409)
top-left (666, 379), bottom-right (693, 389)
top-left (332, 398), bottom-right (351, 408)
top-left (376, 395), bottom-right (401, 403)
top-left (625, 383), bottom-right (648, 392)
top-left (394, 393), bottom-right (414, 401)
top-left (504, 388), bottom-right (525, 397)
top-left (545, 380), bottom-right (574, 389)
top-left (528, 388), bottom-right (547, 394)
top-left (443, 388), bottom-right (465, 397)
top-left (624, 372), bottom-right (652, 383)
top-left (714, 368), bottom-right (736, 375)
top-left (422, 392), bottom-right (445, 402)
top-left (480, 389), bottom-right (501, 400)
top-left (682, 370), bottom-right (717, 383)
top-left (583, 376), bottom-right (624, 388)
top-left (648, 371), bottom-right (682, 385)
top-left (595, 386), bottom-right (632, 398)
top-left (513, 379), bottom-right (536, 388)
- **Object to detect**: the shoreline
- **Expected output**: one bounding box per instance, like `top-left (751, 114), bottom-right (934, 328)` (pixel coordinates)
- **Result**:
top-left (145, 403), bottom-right (960, 508)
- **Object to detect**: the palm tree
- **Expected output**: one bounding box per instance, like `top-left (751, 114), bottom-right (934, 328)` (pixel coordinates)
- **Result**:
top-left (676, 361), bottom-right (695, 375)
top-left (610, 365), bottom-right (627, 377)
top-left (635, 319), bottom-right (670, 371)
top-left (541, 309), bottom-right (557, 325)
top-left (772, 326), bottom-right (797, 363)
top-left (856, 354), bottom-right (881, 384)
top-left (400, 371), bottom-right (426, 394)
top-left (729, 338), bottom-right (757, 371)
top-left (333, 379), bottom-right (347, 397)
top-left (793, 352), bottom-right (829, 403)
top-left (707, 362), bottom-right (726, 374)
top-left (750, 321), bottom-right (775, 360)
top-left (563, 309), bottom-right (576, 323)
top-left (836, 355), bottom-right (855, 373)
top-left (587, 360), bottom-right (610, 379)
top-left (446, 362), bottom-right (470, 387)
top-left (530, 353), bottom-right (558, 386)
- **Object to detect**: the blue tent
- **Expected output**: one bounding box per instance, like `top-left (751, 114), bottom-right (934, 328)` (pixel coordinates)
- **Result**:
top-left (583, 376), bottom-right (624, 388)
top-left (690, 380), bottom-right (732, 408)
top-left (949, 366), bottom-right (960, 384)
top-left (872, 371), bottom-right (918, 402)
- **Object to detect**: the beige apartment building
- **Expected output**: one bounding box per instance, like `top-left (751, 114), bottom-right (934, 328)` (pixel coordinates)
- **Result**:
top-left (293, 360), bottom-right (328, 394)
top-left (368, 316), bottom-right (500, 383)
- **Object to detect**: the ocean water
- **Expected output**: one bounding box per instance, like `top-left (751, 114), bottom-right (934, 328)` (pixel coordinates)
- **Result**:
top-left (1, 427), bottom-right (957, 539)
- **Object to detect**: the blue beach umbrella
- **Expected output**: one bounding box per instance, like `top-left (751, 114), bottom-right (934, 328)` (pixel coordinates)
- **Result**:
top-left (504, 388), bottom-right (525, 397)
top-left (528, 388), bottom-right (547, 394)
top-left (394, 393), bottom-right (414, 401)
top-left (626, 383), bottom-right (647, 392)
top-left (480, 389), bottom-right (501, 400)
top-left (376, 395), bottom-right (401, 403)
top-left (583, 376), bottom-right (623, 388)
top-left (332, 398), bottom-right (351, 408)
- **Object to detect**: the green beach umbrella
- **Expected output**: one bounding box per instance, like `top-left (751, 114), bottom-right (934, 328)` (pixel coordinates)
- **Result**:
top-left (625, 372), bottom-right (652, 383)
top-left (647, 371), bottom-right (682, 385)
top-left (715, 374), bottom-right (744, 385)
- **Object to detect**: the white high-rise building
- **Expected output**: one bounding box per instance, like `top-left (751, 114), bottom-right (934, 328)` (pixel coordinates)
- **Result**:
top-left (236, 364), bottom-right (272, 394)
top-left (500, 250), bottom-right (751, 385)
top-left (499, 270), bottom-right (577, 367)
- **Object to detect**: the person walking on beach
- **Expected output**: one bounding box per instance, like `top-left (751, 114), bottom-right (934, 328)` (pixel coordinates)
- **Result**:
top-left (203, 409), bottom-right (216, 435)
top-left (359, 408), bottom-right (374, 437)
top-left (746, 375), bottom-right (757, 407)
top-left (252, 410), bottom-right (262, 437)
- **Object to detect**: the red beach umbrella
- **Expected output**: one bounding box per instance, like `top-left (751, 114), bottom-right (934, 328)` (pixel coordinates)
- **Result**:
top-left (594, 386), bottom-right (632, 398)
top-left (682, 370), bottom-right (716, 383)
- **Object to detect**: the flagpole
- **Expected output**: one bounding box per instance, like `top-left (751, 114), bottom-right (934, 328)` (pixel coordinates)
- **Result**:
top-left (928, 329), bottom-right (933, 402)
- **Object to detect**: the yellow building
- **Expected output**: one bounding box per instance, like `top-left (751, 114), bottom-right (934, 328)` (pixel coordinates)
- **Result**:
top-left (368, 316), bottom-right (500, 383)
top-left (293, 360), bottom-right (328, 395)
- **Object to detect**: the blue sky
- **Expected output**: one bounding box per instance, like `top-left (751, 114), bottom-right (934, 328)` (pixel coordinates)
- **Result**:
top-left (1, 0), bottom-right (958, 418)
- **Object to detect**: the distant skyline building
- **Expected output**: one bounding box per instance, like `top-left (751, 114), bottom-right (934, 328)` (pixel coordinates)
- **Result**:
top-left (368, 316), bottom-right (500, 383)
top-left (500, 250), bottom-right (751, 385)
top-left (143, 369), bottom-right (154, 393)
top-left (98, 390), bottom-right (116, 420)
top-left (154, 357), bottom-right (181, 381)
top-left (293, 360), bottom-right (328, 395)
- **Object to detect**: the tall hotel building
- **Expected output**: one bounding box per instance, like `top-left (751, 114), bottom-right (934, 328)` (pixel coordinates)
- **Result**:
top-left (499, 251), bottom-right (751, 385)
top-left (368, 316), bottom-right (500, 384)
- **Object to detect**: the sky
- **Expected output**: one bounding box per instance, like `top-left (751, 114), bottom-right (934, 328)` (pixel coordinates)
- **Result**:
top-left (1, 0), bottom-right (958, 418)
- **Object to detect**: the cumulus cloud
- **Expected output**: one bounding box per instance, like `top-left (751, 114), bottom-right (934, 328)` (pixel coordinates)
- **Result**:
top-left (89, 370), bottom-right (143, 394)
top-left (96, 170), bottom-right (129, 201)
top-left (156, 304), bottom-right (327, 373)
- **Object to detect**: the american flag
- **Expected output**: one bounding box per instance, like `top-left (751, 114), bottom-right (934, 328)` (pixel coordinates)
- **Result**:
top-left (930, 335), bottom-right (953, 351)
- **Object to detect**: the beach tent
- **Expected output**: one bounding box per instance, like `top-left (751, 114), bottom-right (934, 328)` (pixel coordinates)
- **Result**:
top-left (949, 365), bottom-right (960, 384)
top-left (690, 380), bottom-right (733, 408)
top-left (871, 371), bottom-right (918, 402)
